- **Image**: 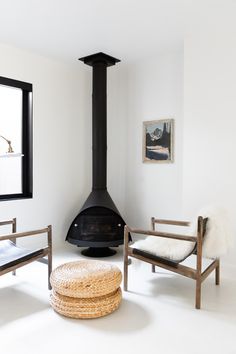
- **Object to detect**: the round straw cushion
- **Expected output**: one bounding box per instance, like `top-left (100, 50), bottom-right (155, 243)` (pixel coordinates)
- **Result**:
top-left (50, 260), bottom-right (122, 298)
top-left (50, 287), bottom-right (122, 319)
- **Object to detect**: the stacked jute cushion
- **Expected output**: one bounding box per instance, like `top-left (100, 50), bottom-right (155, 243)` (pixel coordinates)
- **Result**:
top-left (50, 260), bottom-right (122, 319)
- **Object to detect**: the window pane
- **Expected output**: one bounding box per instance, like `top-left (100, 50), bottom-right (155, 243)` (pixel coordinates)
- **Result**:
top-left (0, 85), bottom-right (22, 194)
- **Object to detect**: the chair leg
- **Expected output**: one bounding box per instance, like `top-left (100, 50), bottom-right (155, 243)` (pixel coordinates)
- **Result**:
top-left (152, 264), bottom-right (155, 273)
top-left (195, 278), bottom-right (201, 309)
top-left (48, 253), bottom-right (52, 290)
top-left (215, 259), bottom-right (220, 285)
top-left (124, 256), bottom-right (128, 291)
top-left (47, 225), bottom-right (52, 290)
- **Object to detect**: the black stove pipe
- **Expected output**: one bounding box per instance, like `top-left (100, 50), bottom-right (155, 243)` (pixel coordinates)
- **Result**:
top-left (79, 52), bottom-right (120, 190)
top-left (92, 61), bottom-right (107, 190)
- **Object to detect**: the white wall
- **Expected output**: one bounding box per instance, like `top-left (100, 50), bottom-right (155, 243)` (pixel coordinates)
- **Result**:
top-left (0, 44), bottom-right (92, 249)
top-left (5, 25), bottom-right (236, 266)
top-left (0, 44), bottom-right (91, 248)
top-left (125, 50), bottom-right (184, 228)
top-left (0, 44), bottom-right (128, 249)
top-left (183, 5), bottom-right (236, 264)
top-left (107, 63), bottom-right (128, 215)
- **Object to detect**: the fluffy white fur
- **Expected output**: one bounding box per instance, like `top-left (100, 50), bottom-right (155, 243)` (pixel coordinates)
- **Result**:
top-left (131, 206), bottom-right (233, 262)
top-left (131, 236), bottom-right (195, 262)
top-left (198, 205), bottom-right (233, 258)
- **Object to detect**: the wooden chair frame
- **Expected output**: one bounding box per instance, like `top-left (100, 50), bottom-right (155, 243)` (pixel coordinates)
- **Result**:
top-left (124, 216), bottom-right (220, 309)
top-left (0, 218), bottom-right (52, 289)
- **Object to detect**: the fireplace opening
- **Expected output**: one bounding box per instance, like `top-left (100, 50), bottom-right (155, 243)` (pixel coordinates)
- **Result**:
top-left (67, 206), bottom-right (126, 257)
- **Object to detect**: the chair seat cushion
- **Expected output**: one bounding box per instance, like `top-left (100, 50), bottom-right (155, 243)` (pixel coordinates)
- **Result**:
top-left (130, 235), bottom-right (196, 263)
top-left (0, 240), bottom-right (44, 271)
top-left (132, 248), bottom-right (180, 267)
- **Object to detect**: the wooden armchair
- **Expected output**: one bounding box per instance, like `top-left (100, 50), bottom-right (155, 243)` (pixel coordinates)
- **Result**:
top-left (0, 218), bottom-right (52, 289)
top-left (124, 216), bottom-right (220, 309)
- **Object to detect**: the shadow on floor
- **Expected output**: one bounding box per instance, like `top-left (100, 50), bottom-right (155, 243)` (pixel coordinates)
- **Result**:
top-left (129, 272), bottom-right (236, 322)
top-left (148, 275), bottom-right (194, 303)
top-left (0, 285), bottom-right (50, 326)
top-left (63, 298), bottom-right (151, 333)
top-left (126, 274), bottom-right (194, 308)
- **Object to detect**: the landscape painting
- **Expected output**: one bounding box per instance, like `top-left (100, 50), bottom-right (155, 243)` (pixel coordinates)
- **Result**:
top-left (143, 119), bottom-right (174, 163)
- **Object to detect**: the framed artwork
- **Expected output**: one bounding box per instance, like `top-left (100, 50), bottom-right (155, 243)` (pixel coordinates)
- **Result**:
top-left (143, 119), bottom-right (174, 163)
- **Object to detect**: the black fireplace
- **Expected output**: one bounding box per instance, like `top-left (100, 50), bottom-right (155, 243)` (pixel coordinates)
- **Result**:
top-left (66, 52), bottom-right (127, 257)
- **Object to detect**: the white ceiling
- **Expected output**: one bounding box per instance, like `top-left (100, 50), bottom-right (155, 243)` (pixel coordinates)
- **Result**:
top-left (0, 0), bottom-right (233, 64)
top-left (0, 0), bottom-right (188, 63)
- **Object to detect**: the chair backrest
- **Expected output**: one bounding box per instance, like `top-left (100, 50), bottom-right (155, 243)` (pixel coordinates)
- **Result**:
top-left (202, 217), bottom-right (208, 237)
top-left (175, 216), bottom-right (208, 261)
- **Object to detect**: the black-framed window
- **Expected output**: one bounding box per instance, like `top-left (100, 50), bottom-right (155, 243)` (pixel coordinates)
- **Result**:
top-left (0, 76), bottom-right (32, 201)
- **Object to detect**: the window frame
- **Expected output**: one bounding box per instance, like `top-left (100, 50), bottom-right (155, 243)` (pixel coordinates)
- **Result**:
top-left (0, 76), bottom-right (33, 201)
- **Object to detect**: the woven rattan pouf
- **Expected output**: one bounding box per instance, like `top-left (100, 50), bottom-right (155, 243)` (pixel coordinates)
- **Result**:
top-left (50, 260), bottom-right (122, 319)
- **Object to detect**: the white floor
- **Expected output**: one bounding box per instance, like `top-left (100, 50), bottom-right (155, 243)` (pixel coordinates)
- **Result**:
top-left (0, 245), bottom-right (236, 354)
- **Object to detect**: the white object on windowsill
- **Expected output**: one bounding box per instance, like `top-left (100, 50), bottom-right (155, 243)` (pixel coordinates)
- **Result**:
top-left (0, 153), bottom-right (24, 158)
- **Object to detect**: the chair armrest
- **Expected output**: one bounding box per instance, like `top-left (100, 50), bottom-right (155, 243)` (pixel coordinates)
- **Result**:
top-left (0, 218), bottom-right (17, 234)
top-left (151, 218), bottom-right (190, 227)
top-left (126, 226), bottom-right (197, 242)
top-left (0, 226), bottom-right (51, 242)
top-left (0, 220), bottom-right (14, 226)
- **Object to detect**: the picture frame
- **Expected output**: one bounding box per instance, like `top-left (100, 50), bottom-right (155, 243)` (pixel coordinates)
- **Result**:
top-left (143, 119), bottom-right (174, 163)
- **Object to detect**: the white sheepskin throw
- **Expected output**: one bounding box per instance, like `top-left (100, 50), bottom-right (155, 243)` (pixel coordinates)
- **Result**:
top-left (131, 236), bottom-right (195, 262)
top-left (198, 205), bottom-right (233, 258)
top-left (131, 206), bottom-right (233, 262)
top-left (130, 224), bottom-right (196, 263)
